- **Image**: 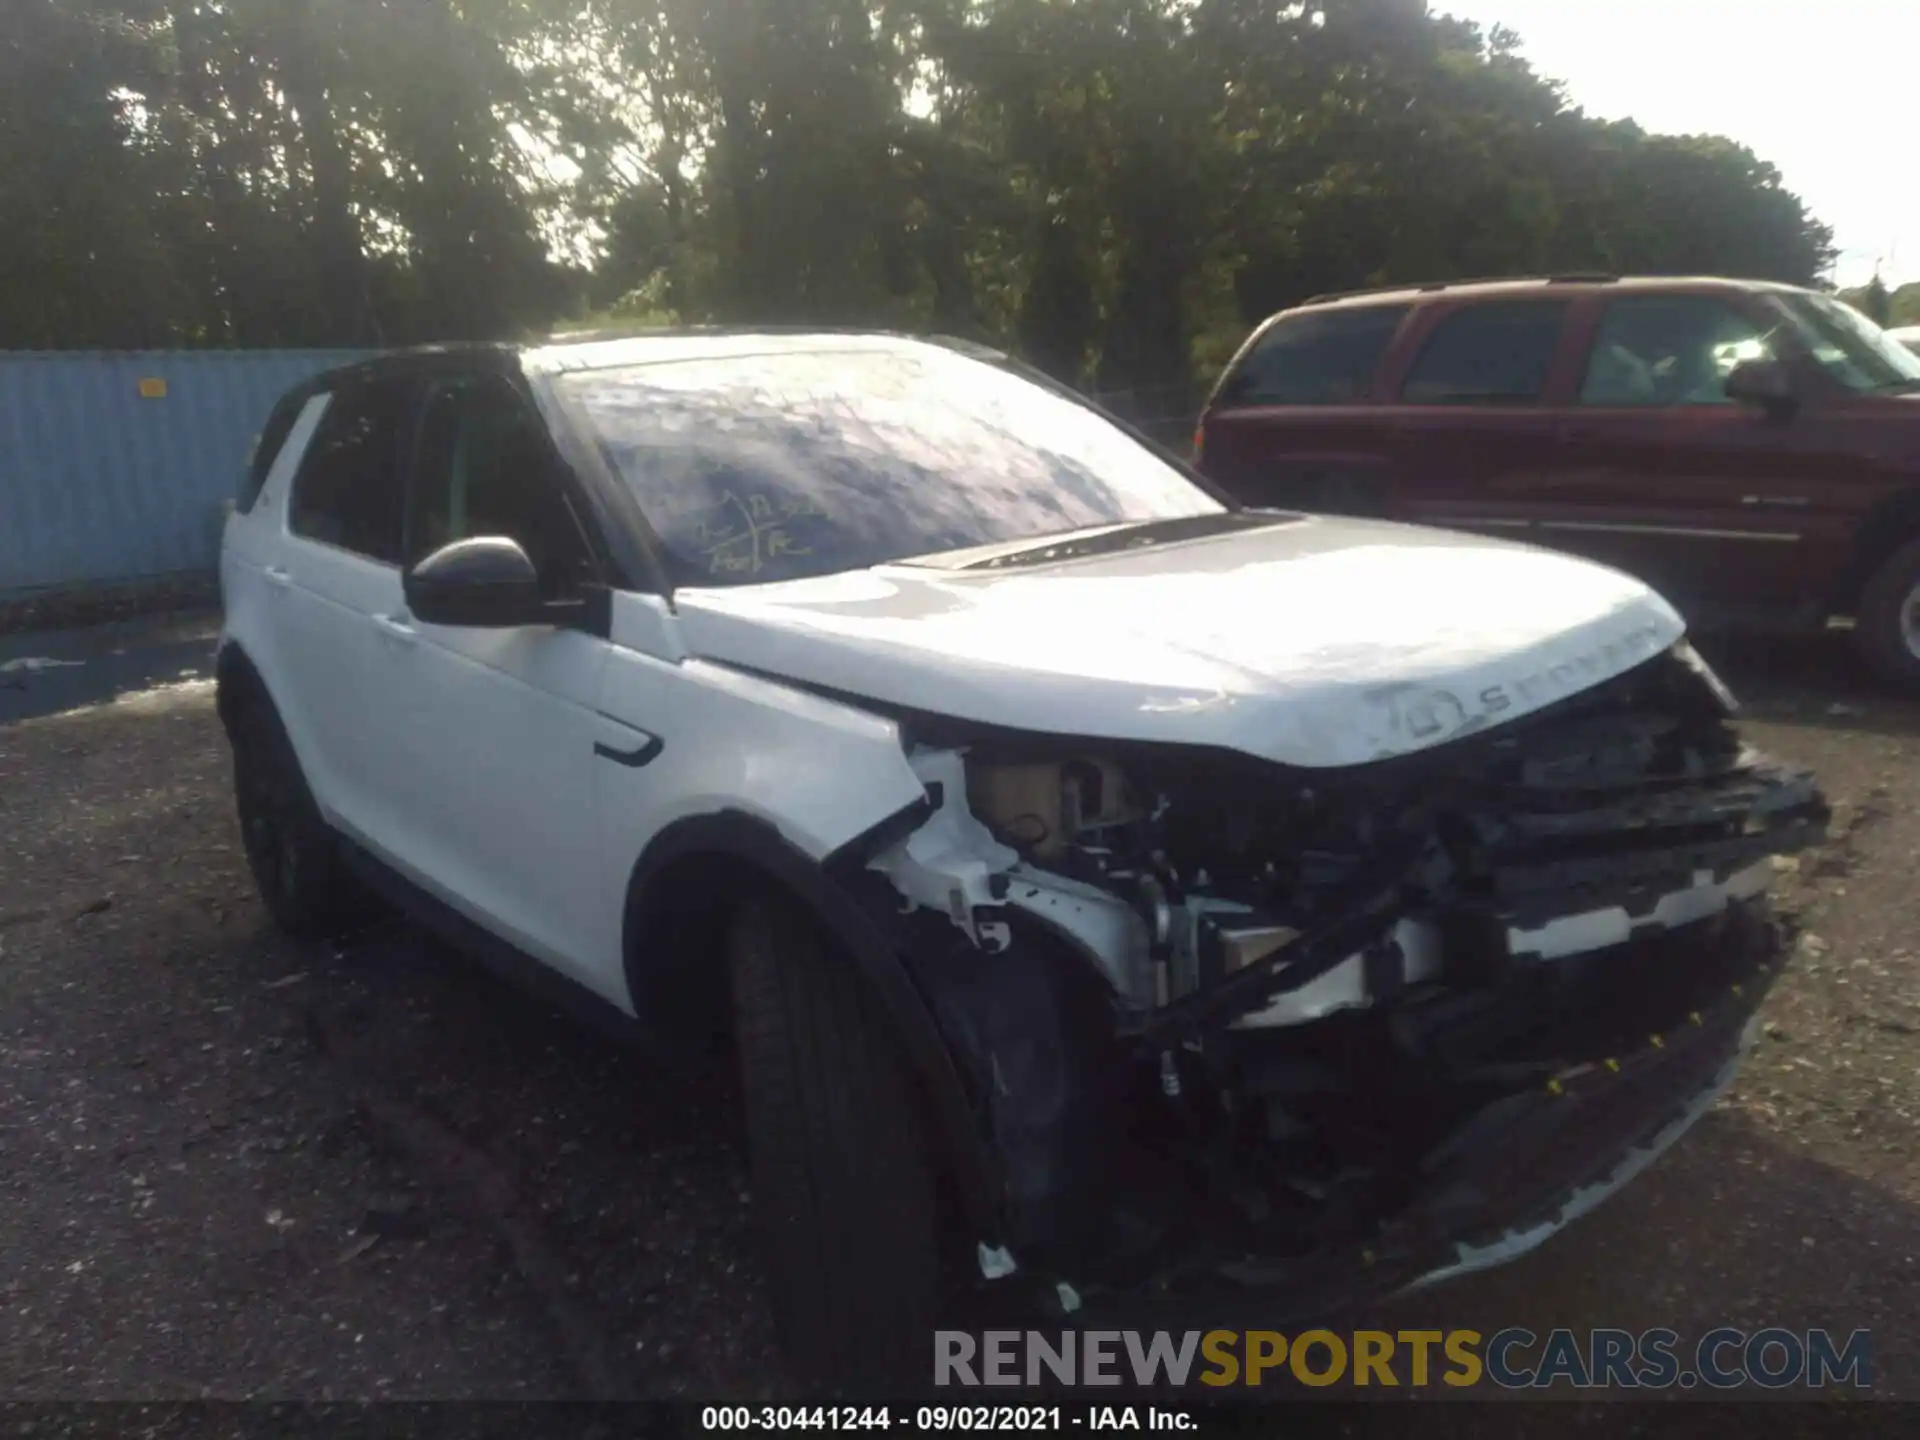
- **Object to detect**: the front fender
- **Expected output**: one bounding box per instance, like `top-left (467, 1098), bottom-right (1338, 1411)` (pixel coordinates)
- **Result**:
top-left (622, 808), bottom-right (1005, 1242)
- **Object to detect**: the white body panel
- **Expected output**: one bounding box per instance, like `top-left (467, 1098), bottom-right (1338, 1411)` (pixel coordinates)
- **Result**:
top-left (590, 591), bottom-right (929, 1006)
top-left (354, 614), bottom-right (613, 994)
top-left (671, 514), bottom-right (1684, 769)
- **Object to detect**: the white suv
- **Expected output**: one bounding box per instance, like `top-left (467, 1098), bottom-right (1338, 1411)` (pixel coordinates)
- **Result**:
top-left (219, 331), bottom-right (1826, 1384)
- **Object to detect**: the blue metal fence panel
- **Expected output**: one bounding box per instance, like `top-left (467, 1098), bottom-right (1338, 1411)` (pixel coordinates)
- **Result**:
top-left (0, 350), bottom-right (372, 595)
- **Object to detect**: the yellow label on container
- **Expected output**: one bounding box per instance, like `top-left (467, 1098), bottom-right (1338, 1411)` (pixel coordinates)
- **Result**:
top-left (137, 377), bottom-right (167, 399)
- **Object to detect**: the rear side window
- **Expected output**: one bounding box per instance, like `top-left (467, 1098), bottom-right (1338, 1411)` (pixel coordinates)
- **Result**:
top-left (1216, 306), bottom-right (1409, 407)
top-left (239, 390), bottom-right (307, 514)
top-left (1400, 301), bottom-right (1570, 405)
top-left (288, 380), bottom-right (412, 563)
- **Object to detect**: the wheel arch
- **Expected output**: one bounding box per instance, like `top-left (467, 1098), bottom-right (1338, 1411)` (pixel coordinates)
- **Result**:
top-left (620, 808), bottom-right (1003, 1240)
top-left (1832, 484), bottom-right (1920, 614)
top-left (215, 637), bottom-right (270, 738)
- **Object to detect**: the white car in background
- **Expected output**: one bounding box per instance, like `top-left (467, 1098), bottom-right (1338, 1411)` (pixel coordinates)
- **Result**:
top-left (217, 331), bottom-right (1828, 1385)
top-left (1890, 324), bottom-right (1920, 356)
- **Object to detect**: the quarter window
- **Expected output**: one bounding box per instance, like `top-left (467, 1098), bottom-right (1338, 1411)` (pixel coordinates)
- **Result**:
top-left (1216, 305), bottom-right (1410, 407)
top-left (1579, 297), bottom-right (1775, 407)
top-left (1400, 301), bottom-right (1570, 405)
top-left (288, 381), bottom-right (411, 563)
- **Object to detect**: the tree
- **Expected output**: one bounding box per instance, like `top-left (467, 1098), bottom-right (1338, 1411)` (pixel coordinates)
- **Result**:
top-left (1862, 271), bottom-right (1893, 326)
top-left (0, 0), bottom-right (1843, 392)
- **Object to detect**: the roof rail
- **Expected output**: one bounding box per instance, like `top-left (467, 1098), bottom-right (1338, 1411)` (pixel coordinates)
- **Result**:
top-left (1299, 272), bottom-right (1621, 306)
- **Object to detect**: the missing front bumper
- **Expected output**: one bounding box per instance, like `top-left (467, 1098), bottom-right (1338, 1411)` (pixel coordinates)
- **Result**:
top-left (1063, 902), bottom-right (1781, 1324)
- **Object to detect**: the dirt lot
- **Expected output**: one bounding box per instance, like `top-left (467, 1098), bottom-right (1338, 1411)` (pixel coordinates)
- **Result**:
top-left (1, 624), bottom-right (1917, 1406)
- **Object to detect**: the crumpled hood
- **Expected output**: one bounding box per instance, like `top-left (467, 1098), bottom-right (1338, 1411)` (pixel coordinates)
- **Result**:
top-left (671, 514), bottom-right (1686, 768)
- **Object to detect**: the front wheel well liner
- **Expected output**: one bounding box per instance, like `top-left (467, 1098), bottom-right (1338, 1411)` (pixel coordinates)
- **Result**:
top-left (620, 810), bottom-right (1004, 1241)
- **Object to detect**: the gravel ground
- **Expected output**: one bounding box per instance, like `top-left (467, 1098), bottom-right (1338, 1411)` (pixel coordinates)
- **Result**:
top-left (1, 627), bottom-right (1915, 1409)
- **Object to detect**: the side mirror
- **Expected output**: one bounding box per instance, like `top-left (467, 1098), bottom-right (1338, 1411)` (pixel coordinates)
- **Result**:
top-left (404, 536), bottom-right (546, 628)
top-left (1724, 357), bottom-right (1796, 415)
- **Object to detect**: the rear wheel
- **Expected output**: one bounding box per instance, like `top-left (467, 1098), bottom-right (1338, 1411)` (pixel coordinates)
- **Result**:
top-left (1854, 536), bottom-right (1920, 694)
top-left (728, 893), bottom-right (944, 1388)
top-left (231, 697), bottom-right (382, 939)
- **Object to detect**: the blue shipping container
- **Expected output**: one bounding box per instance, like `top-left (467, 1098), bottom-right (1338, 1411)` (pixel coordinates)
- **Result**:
top-left (0, 350), bottom-right (371, 596)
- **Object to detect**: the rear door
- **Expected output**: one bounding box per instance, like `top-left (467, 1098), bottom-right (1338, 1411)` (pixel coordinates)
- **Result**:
top-left (1378, 298), bottom-right (1577, 538)
top-left (274, 375), bottom-right (415, 844)
top-left (1536, 292), bottom-right (1825, 617)
top-left (1199, 303), bottom-right (1410, 511)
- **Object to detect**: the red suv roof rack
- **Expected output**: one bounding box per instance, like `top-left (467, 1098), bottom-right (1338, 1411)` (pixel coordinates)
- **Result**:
top-left (1299, 273), bottom-right (1621, 306)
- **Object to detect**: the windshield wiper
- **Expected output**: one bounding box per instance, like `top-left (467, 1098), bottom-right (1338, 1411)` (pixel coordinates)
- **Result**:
top-left (1875, 377), bottom-right (1920, 394)
top-left (949, 511), bottom-right (1300, 572)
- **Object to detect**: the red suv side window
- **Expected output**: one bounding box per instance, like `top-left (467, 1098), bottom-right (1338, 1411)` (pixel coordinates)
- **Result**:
top-left (1578, 296), bottom-right (1775, 407)
top-left (1400, 301), bottom-right (1570, 405)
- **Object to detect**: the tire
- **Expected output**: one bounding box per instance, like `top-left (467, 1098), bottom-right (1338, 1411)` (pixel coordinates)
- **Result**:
top-left (1854, 535), bottom-right (1920, 694)
top-left (230, 696), bottom-right (383, 939)
top-left (728, 893), bottom-right (944, 1389)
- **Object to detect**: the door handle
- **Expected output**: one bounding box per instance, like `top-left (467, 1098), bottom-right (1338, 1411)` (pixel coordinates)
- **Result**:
top-left (264, 565), bottom-right (292, 589)
top-left (594, 734), bottom-right (664, 768)
top-left (372, 612), bottom-right (416, 646)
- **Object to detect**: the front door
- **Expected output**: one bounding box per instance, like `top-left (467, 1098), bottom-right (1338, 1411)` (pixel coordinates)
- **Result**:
top-left (361, 370), bottom-right (617, 992)
top-left (1534, 293), bottom-right (1824, 620)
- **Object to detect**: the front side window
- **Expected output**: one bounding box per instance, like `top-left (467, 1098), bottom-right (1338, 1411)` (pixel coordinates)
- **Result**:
top-left (1579, 296), bottom-right (1777, 407)
top-left (405, 376), bottom-right (593, 594)
top-left (557, 347), bottom-right (1222, 587)
top-left (1400, 301), bottom-right (1570, 405)
top-left (288, 380), bottom-right (411, 563)
top-left (1215, 305), bottom-right (1410, 407)
top-left (1775, 292), bottom-right (1920, 393)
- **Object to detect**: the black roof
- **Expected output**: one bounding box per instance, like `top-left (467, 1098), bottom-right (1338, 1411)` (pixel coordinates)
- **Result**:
top-left (299, 328), bottom-right (1010, 391)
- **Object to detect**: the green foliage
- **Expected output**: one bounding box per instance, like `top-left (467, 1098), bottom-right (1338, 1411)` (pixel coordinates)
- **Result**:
top-left (3, 0), bottom-right (1838, 399)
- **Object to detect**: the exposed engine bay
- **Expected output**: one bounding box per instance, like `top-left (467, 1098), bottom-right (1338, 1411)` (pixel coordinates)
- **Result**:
top-left (859, 642), bottom-right (1828, 1306)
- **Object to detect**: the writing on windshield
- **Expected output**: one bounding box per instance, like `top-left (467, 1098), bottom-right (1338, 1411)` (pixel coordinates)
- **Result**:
top-left (692, 491), bottom-right (828, 576)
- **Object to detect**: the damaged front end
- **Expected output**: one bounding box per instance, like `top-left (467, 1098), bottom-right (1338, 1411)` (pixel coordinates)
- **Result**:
top-left (856, 642), bottom-right (1827, 1314)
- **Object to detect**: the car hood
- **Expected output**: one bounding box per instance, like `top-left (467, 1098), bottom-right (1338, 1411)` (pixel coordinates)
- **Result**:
top-left (670, 514), bottom-right (1686, 769)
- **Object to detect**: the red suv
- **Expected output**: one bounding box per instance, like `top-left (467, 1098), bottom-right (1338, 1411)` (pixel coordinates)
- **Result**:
top-left (1194, 275), bottom-right (1920, 689)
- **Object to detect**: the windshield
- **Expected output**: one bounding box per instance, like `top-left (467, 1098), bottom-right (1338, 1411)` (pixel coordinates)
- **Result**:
top-left (556, 347), bottom-right (1223, 586)
top-left (1776, 293), bottom-right (1920, 391)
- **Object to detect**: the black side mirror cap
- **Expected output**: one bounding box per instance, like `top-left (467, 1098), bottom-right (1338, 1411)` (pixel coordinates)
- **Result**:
top-left (1724, 357), bottom-right (1797, 415)
top-left (404, 536), bottom-right (547, 628)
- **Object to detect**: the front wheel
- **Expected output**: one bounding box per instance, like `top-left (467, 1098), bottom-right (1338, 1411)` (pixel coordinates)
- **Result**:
top-left (1854, 536), bottom-right (1920, 694)
top-left (728, 894), bottom-right (944, 1388)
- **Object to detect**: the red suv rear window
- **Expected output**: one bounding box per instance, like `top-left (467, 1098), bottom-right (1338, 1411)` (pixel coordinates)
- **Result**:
top-left (1215, 305), bottom-right (1410, 408)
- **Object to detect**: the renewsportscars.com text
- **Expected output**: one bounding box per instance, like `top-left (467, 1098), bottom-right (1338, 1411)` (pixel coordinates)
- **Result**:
top-left (933, 1327), bottom-right (1873, 1390)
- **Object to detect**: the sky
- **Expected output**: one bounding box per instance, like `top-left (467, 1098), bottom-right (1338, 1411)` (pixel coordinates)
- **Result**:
top-left (1436, 0), bottom-right (1918, 289)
